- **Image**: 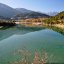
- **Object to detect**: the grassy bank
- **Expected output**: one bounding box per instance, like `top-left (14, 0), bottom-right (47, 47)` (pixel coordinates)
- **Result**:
top-left (15, 18), bottom-right (64, 35)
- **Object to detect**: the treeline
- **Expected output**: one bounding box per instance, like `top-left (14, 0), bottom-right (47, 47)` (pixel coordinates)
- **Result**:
top-left (18, 18), bottom-right (47, 23)
top-left (0, 20), bottom-right (16, 26)
top-left (43, 11), bottom-right (64, 24)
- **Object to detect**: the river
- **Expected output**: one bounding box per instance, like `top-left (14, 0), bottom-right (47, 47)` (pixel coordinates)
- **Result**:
top-left (0, 26), bottom-right (64, 64)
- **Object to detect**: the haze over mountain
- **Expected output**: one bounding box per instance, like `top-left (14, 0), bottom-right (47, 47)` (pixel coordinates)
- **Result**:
top-left (15, 8), bottom-right (32, 13)
top-left (47, 12), bottom-right (58, 16)
top-left (0, 3), bottom-right (50, 19)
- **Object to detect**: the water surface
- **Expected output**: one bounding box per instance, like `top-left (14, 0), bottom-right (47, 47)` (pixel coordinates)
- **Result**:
top-left (0, 27), bottom-right (64, 64)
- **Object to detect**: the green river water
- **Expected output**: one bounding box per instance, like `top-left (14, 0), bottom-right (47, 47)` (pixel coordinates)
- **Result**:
top-left (0, 26), bottom-right (64, 64)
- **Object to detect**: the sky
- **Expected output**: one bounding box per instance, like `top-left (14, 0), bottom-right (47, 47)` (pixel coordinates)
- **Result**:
top-left (0, 0), bottom-right (64, 13)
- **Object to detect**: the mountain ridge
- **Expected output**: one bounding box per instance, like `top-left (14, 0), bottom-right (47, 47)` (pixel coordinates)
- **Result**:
top-left (0, 3), bottom-right (57, 20)
top-left (0, 3), bottom-right (20, 18)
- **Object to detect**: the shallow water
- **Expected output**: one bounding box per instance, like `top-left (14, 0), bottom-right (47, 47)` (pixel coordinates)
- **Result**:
top-left (0, 27), bottom-right (64, 64)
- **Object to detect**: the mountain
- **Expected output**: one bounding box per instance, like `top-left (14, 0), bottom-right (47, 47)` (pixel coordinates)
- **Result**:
top-left (15, 8), bottom-right (49, 19)
top-left (0, 3), bottom-right (49, 20)
top-left (56, 11), bottom-right (64, 16)
top-left (14, 11), bottom-right (50, 19)
top-left (0, 15), bottom-right (11, 20)
top-left (55, 11), bottom-right (64, 19)
top-left (15, 8), bottom-right (32, 13)
top-left (47, 11), bottom-right (64, 23)
top-left (47, 12), bottom-right (58, 16)
top-left (0, 16), bottom-right (6, 19)
top-left (0, 3), bottom-right (20, 18)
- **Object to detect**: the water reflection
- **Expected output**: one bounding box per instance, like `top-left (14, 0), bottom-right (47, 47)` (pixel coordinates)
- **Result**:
top-left (0, 26), bottom-right (44, 41)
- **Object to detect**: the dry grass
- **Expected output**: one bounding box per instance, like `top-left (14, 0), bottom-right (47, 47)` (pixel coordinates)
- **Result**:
top-left (53, 24), bottom-right (64, 29)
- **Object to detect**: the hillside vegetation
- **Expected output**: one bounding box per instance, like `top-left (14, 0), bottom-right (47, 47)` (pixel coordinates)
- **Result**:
top-left (14, 11), bottom-right (50, 20)
top-left (44, 11), bottom-right (64, 24)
